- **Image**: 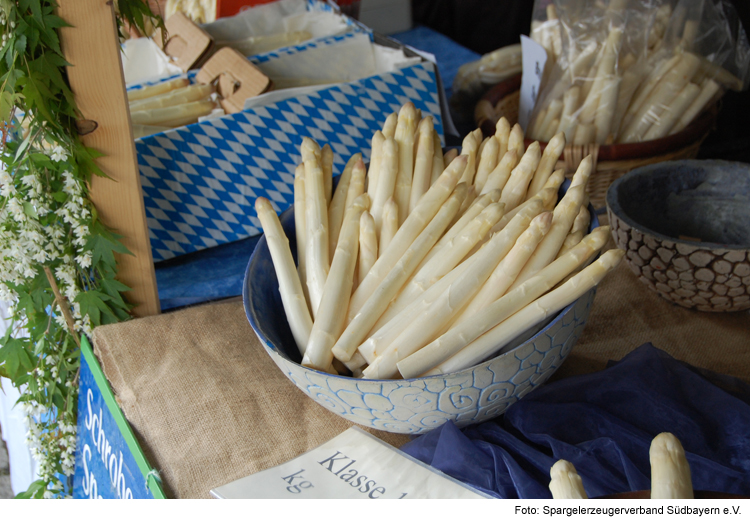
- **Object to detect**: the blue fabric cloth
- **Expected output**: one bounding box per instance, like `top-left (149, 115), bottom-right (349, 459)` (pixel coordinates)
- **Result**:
top-left (401, 344), bottom-right (750, 499)
top-left (154, 235), bottom-right (260, 311)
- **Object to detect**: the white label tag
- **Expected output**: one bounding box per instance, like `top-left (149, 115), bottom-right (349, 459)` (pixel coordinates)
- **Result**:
top-left (519, 35), bottom-right (548, 132)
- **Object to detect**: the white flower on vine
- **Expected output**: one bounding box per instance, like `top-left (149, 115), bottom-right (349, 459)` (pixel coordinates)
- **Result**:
top-left (7, 197), bottom-right (26, 222)
top-left (0, 170), bottom-right (14, 197)
top-left (50, 144), bottom-right (68, 163)
top-left (75, 252), bottom-right (92, 269)
top-left (45, 355), bottom-right (57, 366)
top-left (43, 490), bottom-right (54, 499)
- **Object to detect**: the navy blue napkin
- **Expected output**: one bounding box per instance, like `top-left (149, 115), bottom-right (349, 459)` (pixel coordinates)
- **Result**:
top-left (401, 343), bottom-right (750, 498)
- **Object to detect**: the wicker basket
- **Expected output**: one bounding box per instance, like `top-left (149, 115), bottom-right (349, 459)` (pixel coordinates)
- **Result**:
top-left (475, 74), bottom-right (718, 210)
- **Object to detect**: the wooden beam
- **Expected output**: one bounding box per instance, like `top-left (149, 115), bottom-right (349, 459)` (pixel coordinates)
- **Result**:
top-left (57, 0), bottom-right (160, 317)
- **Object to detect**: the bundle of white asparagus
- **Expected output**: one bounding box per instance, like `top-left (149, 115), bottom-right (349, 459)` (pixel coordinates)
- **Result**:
top-left (527, 0), bottom-right (747, 145)
top-left (256, 106), bottom-right (624, 379)
top-left (549, 432), bottom-right (693, 499)
top-left (127, 77), bottom-right (219, 137)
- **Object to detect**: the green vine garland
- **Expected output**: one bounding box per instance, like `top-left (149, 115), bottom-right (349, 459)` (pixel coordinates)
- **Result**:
top-left (0, 0), bottom-right (162, 499)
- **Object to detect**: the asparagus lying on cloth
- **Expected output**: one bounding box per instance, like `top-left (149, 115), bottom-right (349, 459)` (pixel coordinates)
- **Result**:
top-left (650, 432), bottom-right (693, 499)
top-left (549, 460), bottom-right (588, 499)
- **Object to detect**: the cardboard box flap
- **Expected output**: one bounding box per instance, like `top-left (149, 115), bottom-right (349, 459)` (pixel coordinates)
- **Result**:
top-left (196, 48), bottom-right (272, 113)
top-left (154, 12), bottom-right (214, 72)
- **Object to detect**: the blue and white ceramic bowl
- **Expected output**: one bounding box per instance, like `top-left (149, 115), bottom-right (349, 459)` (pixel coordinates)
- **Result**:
top-left (243, 200), bottom-right (599, 434)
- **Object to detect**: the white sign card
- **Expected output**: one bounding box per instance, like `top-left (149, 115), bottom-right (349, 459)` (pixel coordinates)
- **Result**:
top-left (210, 427), bottom-right (489, 499)
top-left (519, 35), bottom-right (549, 131)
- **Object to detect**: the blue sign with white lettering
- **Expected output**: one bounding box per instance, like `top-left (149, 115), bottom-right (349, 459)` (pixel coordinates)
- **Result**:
top-left (73, 340), bottom-right (160, 499)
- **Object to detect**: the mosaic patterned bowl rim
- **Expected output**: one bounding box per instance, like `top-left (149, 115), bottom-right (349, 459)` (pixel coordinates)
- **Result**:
top-left (605, 159), bottom-right (750, 251)
top-left (243, 200), bottom-right (599, 434)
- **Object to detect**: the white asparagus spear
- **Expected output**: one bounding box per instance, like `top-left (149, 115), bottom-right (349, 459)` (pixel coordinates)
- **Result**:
top-left (557, 230), bottom-right (585, 258)
top-left (459, 130), bottom-right (480, 186)
top-left (370, 137), bottom-right (399, 233)
top-left (455, 185), bottom-right (478, 225)
top-left (560, 86), bottom-right (581, 143)
top-left (419, 248), bottom-right (623, 377)
top-left (549, 460), bottom-right (588, 499)
top-left (610, 64), bottom-right (647, 140)
top-left (379, 198), bottom-right (399, 257)
top-left (578, 28), bottom-right (623, 125)
top-left (303, 195), bottom-right (369, 371)
top-left (480, 150), bottom-right (517, 196)
top-left (568, 41), bottom-right (598, 82)
top-left (255, 197), bottom-right (313, 354)
top-left (500, 141), bottom-right (541, 210)
top-left (430, 130), bottom-right (444, 185)
top-left (409, 116), bottom-right (435, 214)
top-left (129, 100), bottom-right (215, 128)
top-left (535, 99), bottom-right (563, 141)
top-left (321, 144), bottom-right (334, 205)
top-left (484, 185), bottom-right (556, 246)
top-left (328, 154), bottom-right (362, 260)
top-left (621, 53), bottom-right (701, 143)
top-left (367, 131), bottom-right (385, 199)
top-left (643, 83), bottom-right (700, 141)
top-left (360, 252), bottom-right (480, 363)
top-left (474, 136), bottom-right (500, 194)
top-left (348, 156), bottom-right (467, 318)
top-left (386, 201), bottom-right (506, 323)
top-left (358, 211), bottom-right (378, 286)
top-left (343, 350), bottom-right (368, 375)
top-left (293, 164), bottom-right (309, 309)
top-left (345, 159), bottom-right (367, 212)
top-left (365, 204), bottom-right (539, 377)
top-left (508, 123), bottom-right (525, 159)
top-left (476, 137), bottom-right (489, 163)
top-left (528, 108), bottom-right (547, 143)
top-left (453, 212), bottom-right (553, 326)
top-left (394, 103), bottom-right (419, 224)
top-left (621, 54), bottom-right (682, 134)
top-left (400, 225), bottom-right (611, 378)
top-left (127, 77), bottom-right (189, 101)
top-left (381, 112), bottom-right (398, 138)
top-left (495, 116), bottom-right (511, 160)
top-left (510, 181), bottom-right (588, 288)
top-left (416, 189), bottom-right (502, 274)
top-left (594, 76), bottom-right (621, 144)
top-left (332, 183), bottom-right (466, 362)
top-left (527, 133), bottom-right (565, 199)
top-left (301, 137), bottom-right (321, 163)
top-left (443, 148), bottom-right (458, 167)
top-left (573, 124), bottom-right (595, 145)
top-left (541, 119), bottom-right (560, 143)
top-left (304, 154), bottom-right (330, 318)
top-left (132, 124), bottom-right (170, 138)
top-left (650, 433), bottom-right (694, 499)
top-left (129, 84), bottom-right (214, 111)
top-left (670, 79), bottom-right (720, 134)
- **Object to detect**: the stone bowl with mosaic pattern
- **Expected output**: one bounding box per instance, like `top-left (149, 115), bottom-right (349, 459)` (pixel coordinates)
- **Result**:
top-left (607, 160), bottom-right (750, 313)
top-left (243, 199), bottom-right (599, 435)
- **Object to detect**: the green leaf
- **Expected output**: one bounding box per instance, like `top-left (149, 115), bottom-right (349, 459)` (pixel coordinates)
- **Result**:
top-left (76, 290), bottom-right (115, 327)
top-left (14, 34), bottom-right (27, 56)
top-left (15, 479), bottom-right (46, 499)
top-left (22, 201), bottom-right (39, 219)
top-left (52, 191), bottom-right (67, 202)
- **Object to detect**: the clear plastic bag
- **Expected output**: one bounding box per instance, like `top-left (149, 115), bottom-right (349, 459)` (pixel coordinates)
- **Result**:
top-left (526, 0), bottom-right (750, 145)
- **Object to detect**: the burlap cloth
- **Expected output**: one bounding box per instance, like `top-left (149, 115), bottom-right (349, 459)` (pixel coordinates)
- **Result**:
top-left (92, 255), bottom-right (750, 499)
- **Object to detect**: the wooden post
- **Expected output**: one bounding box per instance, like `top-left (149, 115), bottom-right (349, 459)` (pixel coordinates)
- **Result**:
top-left (57, 0), bottom-right (160, 317)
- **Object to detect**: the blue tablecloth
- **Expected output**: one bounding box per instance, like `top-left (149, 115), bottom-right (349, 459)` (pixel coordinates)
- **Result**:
top-left (155, 26), bottom-right (479, 310)
top-left (401, 343), bottom-right (750, 499)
